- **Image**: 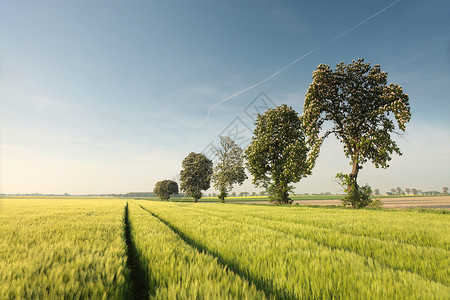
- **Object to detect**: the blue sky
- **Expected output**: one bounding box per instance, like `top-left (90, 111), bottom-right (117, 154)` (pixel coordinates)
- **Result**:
top-left (1, 0), bottom-right (449, 194)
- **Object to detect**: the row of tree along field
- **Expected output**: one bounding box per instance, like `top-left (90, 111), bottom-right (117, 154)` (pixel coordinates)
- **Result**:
top-left (3, 186), bottom-right (448, 199)
top-left (382, 187), bottom-right (449, 196)
top-left (155, 59), bottom-right (413, 208)
top-left (206, 187), bottom-right (449, 198)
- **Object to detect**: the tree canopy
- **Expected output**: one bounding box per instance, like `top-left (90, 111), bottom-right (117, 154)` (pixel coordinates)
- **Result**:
top-left (246, 104), bottom-right (310, 204)
top-left (302, 59), bottom-right (411, 208)
top-left (211, 136), bottom-right (247, 203)
top-left (180, 152), bottom-right (213, 203)
top-left (153, 180), bottom-right (179, 201)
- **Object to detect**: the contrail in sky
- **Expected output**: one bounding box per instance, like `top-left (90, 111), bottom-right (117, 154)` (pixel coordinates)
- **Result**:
top-left (195, 0), bottom-right (401, 130)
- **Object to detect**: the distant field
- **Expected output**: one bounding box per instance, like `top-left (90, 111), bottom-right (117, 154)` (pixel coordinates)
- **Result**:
top-left (163, 194), bottom-right (441, 201)
top-left (136, 194), bottom-right (450, 209)
top-left (1, 197), bottom-right (448, 298)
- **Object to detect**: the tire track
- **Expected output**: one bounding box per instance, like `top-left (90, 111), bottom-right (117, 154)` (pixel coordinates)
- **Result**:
top-left (199, 204), bottom-right (449, 251)
top-left (136, 202), bottom-right (290, 300)
top-left (167, 204), bottom-right (450, 287)
top-left (124, 202), bottom-right (152, 299)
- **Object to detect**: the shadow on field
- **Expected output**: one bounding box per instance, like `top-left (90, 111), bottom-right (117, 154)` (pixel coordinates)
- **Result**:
top-left (124, 202), bottom-right (153, 299)
top-left (138, 204), bottom-right (297, 300)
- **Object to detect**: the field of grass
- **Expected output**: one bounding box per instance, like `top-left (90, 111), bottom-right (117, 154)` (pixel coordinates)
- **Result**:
top-left (0, 198), bottom-right (130, 299)
top-left (137, 201), bottom-right (449, 299)
top-left (127, 202), bottom-right (265, 299)
top-left (1, 197), bottom-right (448, 299)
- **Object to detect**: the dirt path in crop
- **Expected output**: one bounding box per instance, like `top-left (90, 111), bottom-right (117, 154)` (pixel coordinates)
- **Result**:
top-left (296, 196), bottom-right (450, 209)
top-left (240, 196), bottom-right (450, 209)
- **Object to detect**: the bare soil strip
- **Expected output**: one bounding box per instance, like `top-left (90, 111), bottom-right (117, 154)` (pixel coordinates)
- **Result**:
top-left (240, 196), bottom-right (450, 209)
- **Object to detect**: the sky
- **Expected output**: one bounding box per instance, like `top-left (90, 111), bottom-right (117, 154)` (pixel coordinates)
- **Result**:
top-left (1, 0), bottom-right (449, 195)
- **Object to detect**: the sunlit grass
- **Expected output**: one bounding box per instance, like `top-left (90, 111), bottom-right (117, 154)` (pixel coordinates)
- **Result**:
top-left (1, 197), bottom-right (448, 299)
top-left (128, 201), bottom-right (266, 299)
top-left (138, 201), bottom-right (450, 299)
top-left (0, 198), bottom-right (130, 299)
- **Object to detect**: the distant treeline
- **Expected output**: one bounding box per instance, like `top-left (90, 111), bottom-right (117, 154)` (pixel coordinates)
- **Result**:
top-left (0, 192), bottom-right (190, 198)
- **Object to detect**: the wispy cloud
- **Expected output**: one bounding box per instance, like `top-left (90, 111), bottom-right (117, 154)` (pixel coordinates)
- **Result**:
top-left (195, 0), bottom-right (401, 130)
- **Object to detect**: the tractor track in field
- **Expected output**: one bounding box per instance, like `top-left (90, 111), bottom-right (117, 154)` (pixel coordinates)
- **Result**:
top-left (190, 204), bottom-right (448, 251)
top-left (124, 202), bottom-right (152, 299)
top-left (183, 205), bottom-right (449, 286)
top-left (136, 202), bottom-right (294, 300)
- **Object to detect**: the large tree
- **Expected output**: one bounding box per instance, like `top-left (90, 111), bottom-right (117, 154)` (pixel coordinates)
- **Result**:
top-left (180, 152), bottom-right (213, 203)
top-left (302, 59), bottom-right (411, 208)
top-left (211, 136), bottom-right (247, 203)
top-left (246, 104), bottom-right (310, 204)
top-left (153, 180), bottom-right (178, 201)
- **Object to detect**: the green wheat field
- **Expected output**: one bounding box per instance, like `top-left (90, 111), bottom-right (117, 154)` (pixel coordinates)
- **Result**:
top-left (1, 198), bottom-right (449, 299)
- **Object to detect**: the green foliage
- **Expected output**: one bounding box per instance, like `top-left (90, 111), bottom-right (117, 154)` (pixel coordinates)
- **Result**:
top-left (217, 189), bottom-right (227, 203)
top-left (303, 59), bottom-right (411, 208)
top-left (336, 173), bottom-right (374, 208)
top-left (245, 104), bottom-right (310, 204)
top-left (367, 198), bottom-right (384, 209)
top-left (139, 201), bottom-right (450, 299)
top-left (153, 179), bottom-right (178, 201)
top-left (180, 152), bottom-right (213, 203)
top-left (211, 136), bottom-right (247, 203)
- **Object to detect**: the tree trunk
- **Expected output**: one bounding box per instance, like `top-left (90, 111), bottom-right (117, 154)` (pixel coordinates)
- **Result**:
top-left (349, 160), bottom-right (360, 208)
top-left (280, 183), bottom-right (289, 204)
top-left (219, 188), bottom-right (226, 203)
top-left (349, 160), bottom-right (359, 182)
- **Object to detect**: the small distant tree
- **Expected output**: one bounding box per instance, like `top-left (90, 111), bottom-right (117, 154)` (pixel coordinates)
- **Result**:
top-left (411, 188), bottom-right (418, 195)
top-left (396, 187), bottom-right (404, 196)
top-left (405, 188), bottom-right (411, 195)
top-left (302, 59), bottom-right (411, 208)
top-left (443, 187), bottom-right (449, 195)
top-left (231, 192), bottom-right (236, 197)
top-left (374, 188), bottom-right (380, 196)
top-left (211, 136), bottom-right (247, 203)
top-left (180, 152), bottom-right (213, 203)
top-left (246, 104), bottom-right (310, 204)
top-left (153, 180), bottom-right (178, 201)
top-left (251, 192), bottom-right (256, 196)
top-left (390, 188), bottom-right (397, 195)
top-left (259, 191), bottom-right (265, 196)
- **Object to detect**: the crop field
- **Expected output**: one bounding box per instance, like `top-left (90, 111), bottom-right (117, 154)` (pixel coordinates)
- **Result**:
top-left (1, 198), bottom-right (449, 299)
top-left (0, 198), bottom-right (130, 299)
